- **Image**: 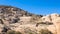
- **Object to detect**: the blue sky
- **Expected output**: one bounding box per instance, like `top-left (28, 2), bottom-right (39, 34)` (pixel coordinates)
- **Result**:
top-left (0, 0), bottom-right (60, 15)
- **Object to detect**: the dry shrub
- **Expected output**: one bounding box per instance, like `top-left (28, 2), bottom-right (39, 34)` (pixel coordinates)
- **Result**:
top-left (39, 29), bottom-right (53, 34)
top-left (7, 30), bottom-right (22, 34)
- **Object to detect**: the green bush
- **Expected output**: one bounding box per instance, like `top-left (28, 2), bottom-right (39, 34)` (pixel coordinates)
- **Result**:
top-left (15, 31), bottom-right (22, 34)
top-left (7, 30), bottom-right (15, 34)
top-left (28, 32), bottom-right (33, 34)
top-left (39, 29), bottom-right (53, 34)
top-left (7, 30), bottom-right (22, 34)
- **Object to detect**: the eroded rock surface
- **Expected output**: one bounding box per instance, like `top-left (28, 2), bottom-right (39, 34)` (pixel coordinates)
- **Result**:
top-left (0, 6), bottom-right (59, 34)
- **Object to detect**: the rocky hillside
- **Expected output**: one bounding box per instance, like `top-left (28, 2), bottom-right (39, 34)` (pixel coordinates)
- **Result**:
top-left (0, 6), bottom-right (59, 34)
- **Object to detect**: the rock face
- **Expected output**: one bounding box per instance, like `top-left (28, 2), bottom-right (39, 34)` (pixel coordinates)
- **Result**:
top-left (41, 13), bottom-right (60, 34)
top-left (0, 5), bottom-right (59, 34)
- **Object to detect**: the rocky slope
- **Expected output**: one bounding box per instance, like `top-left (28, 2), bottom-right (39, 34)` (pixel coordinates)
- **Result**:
top-left (0, 5), bottom-right (59, 34)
